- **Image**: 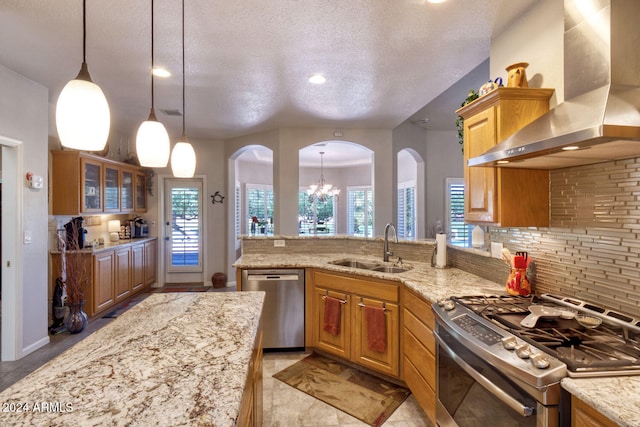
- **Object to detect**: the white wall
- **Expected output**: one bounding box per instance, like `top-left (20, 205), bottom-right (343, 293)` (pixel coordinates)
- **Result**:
top-left (0, 63), bottom-right (49, 359)
top-left (490, 0), bottom-right (563, 105)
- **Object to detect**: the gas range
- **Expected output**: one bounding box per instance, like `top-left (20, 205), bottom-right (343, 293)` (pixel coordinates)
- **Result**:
top-left (436, 293), bottom-right (640, 380)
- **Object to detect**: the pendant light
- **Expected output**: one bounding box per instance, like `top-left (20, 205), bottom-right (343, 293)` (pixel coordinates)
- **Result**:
top-left (136, 0), bottom-right (170, 168)
top-left (55, 0), bottom-right (110, 151)
top-left (170, 0), bottom-right (196, 178)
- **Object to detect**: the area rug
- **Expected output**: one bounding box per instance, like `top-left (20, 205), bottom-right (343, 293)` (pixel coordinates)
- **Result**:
top-left (273, 353), bottom-right (410, 426)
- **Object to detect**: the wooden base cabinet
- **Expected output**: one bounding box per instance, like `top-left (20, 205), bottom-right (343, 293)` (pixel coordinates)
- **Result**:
top-left (93, 250), bottom-right (115, 314)
top-left (456, 88), bottom-right (554, 227)
top-left (571, 395), bottom-right (617, 427)
top-left (49, 238), bottom-right (157, 318)
top-left (237, 326), bottom-right (263, 427)
top-left (401, 287), bottom-right (437, 425)
top-left (310, 270), bottom-right (400, 378)
top-left (115, 246), bottom-right (132, 302)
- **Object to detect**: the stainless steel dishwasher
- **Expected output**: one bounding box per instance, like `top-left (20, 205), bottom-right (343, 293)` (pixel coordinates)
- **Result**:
top-left (241, 269), bottom-right (305, 350)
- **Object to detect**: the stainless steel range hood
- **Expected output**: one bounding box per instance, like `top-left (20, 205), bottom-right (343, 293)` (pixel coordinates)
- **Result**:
top-left (468, 0), bottom-right (640, 169)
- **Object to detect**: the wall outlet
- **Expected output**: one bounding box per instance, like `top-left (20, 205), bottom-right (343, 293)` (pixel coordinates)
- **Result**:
top-left (491, 242), bottom-right (503, 259)
top-left (274, 239), bottom-right (286, 247)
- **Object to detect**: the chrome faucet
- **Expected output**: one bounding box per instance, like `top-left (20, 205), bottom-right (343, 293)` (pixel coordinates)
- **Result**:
top-left (383, 223), bottom-right (398, 262)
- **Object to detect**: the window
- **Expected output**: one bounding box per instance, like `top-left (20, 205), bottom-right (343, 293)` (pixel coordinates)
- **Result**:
top-left (348, 186), bottom-right (373, 237)
top-left (247, 184), bottom-right (274, 235)
top-left (298, 190), bottom-right (336, 235)
top-left (397, 181), bottom-right (416, 240)
top-left (234, 181), bottom-right (241, 245)
top-left (167, 180), bottom-right (203, 271)
top-left (446, 178), bottom-right (470, 244)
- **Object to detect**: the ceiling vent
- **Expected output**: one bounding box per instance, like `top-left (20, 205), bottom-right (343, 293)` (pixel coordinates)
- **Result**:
top-left (159, 109), bottom-right (183, 117)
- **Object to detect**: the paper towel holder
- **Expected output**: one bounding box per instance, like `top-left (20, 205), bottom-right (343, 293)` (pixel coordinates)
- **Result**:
top-left (432, 233), bottom-right (450, 269)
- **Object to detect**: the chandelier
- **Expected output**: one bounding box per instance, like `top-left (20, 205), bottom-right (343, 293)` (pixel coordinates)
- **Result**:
top-left (307, 152), bottom-right (340, 202)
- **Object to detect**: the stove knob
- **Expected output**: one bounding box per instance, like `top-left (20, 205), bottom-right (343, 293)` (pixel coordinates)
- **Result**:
top-left (501, 336), bottom-right (518, 350)
top-left (530, 353), bottom-right (550, 369)
top-left (443, 300), bottom-right (456, 311)
top-left (515, 344), bottom-right (531, 359)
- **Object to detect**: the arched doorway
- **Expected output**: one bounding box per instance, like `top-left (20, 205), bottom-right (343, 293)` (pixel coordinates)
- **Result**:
top-left (397, 148), bottom-right (425, 240)
top-left (226, 145), bottom-right (273, 285)
top-left (299, 141), bottom-right (373, 236)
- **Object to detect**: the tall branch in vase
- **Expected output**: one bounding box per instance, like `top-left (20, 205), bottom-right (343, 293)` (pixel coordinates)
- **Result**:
top-left (63, 222), bottom-right (88, 305)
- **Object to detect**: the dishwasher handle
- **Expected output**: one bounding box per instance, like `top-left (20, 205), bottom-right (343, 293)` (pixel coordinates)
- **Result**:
top-left (246, 274), bottom-right (300, 281)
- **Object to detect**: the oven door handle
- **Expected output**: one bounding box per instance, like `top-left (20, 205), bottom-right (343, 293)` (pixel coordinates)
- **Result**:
top-left (435, 332), bottom-right (535, 417)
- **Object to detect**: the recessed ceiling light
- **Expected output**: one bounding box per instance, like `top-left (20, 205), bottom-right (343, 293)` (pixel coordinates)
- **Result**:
top-left (308, 74), bottom-right (327, 85)
top-left (427, 0), bottom-right (447, 3)
top-left (562, 146), bottom-right (580, 151)
top-left (153, 67), bottom-right (171, 78)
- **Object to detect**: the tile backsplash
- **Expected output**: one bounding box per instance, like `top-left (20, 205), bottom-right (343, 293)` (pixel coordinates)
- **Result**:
top-left (488, 158), bottom-right (640, 318)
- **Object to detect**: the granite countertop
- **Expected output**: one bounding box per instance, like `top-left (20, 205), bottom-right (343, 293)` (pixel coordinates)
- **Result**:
top-left (562, 376), bottom-right (640, 426)
top-left (50, 237), bottom-right (157, 254)
top-left (234, 252), bottom-right (640, 425)
top-left (234, 252), bottom-right (504, 303)
top-left (0, 292), bottom-right (265, 426)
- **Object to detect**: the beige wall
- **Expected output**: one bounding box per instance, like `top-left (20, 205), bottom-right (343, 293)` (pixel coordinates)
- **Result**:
top-left (1, 63), bottom-right (49, 359)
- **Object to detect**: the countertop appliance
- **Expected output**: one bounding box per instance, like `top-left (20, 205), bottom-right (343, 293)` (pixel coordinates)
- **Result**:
top-left (130, 217), bottom-right (148, 238)
top-left (241, 269), bottom-right (305, 350)
top-left (433, 293), bottom-right (640, 427)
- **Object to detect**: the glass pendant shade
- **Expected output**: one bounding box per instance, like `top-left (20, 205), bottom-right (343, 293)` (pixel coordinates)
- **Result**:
top-left (171, 138), bottom-right (196, 178)
top-left (136, 109), bottom-right (170, 167)
top-left (56, 71), bottom-right (111, 150)
top-left (55, 0), bottom-right (110, 151)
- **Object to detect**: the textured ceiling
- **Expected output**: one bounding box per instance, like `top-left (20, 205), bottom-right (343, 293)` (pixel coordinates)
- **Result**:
top-left (0, 0), bottom-right (536, 146)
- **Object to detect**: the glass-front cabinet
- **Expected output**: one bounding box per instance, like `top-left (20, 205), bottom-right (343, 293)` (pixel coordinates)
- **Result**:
top-left (135, 171), bottom-right (147, 212)
top-left (104, 164), bottom-right (120, 212)
top-left (121, 169), bottom-right (135, 212)
top-left (51, 151), bottom-right (148, 215)
top-left (81, 158), bottom-right (102, 213)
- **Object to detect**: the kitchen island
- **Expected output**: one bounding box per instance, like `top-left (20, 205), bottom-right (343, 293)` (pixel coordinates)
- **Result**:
top-left (0, 292), bottom-right (265, 426)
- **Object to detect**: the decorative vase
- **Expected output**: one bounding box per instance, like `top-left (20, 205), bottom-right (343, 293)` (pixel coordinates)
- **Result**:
top-left (505, 62), bottom-right (529, 88)
top-left (65, 300), bottom-right (89, 334)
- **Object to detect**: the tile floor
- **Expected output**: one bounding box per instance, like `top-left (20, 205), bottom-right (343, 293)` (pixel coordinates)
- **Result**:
top-left (263, 352), bottom-right (431, 426)
top-left (0, 287), bottom-right (431, 426)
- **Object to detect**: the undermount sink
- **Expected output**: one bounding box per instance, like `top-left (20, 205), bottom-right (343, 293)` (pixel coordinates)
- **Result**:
top-left (330, 259), bottom-right (380, 269)
top-left (329, 258), bottom-right (411, 274)
top-left (371, 265), bottom-right (410, 274)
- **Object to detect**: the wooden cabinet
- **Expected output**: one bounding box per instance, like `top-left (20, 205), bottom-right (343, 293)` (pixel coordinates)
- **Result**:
top-left (121, 168), bottom-right (135, 212)
top-left (51, 150), bottom-right (147, 215)
top-left (135, 171), bottom-right (147, 212)
top-left (571, 395), bottom-right (618, 427)
top-left (81, 157), bottom-right (103, 213)
top-left (131, 243), bottom-right (146, 292)
top-left (104, 164), bottom-right (121, 212)
top-left (144, 239), bottom-right (157, 286)
top-left (401, 286), bottom-right (437, 425)
top-left (310, 269), bottom-right (400, 377)
top-left (50, 238), bottom-right (157, 318)
top-left (456, 88), bottom-right (554, 226)
top-left (114, 246), bottom-right (132, 302)
top-left (93, 250), bottom-right (115, 314)
top-left (237, 325), bottom-right (263, 427)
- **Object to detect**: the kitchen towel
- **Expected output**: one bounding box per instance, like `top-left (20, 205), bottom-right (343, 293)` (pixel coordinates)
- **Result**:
top-left (436, 233), bottom-right (447, 268)
top-left (323, 296), bottom-right (341, 336)
top-left (365, 305), bottom-right (386, 353)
